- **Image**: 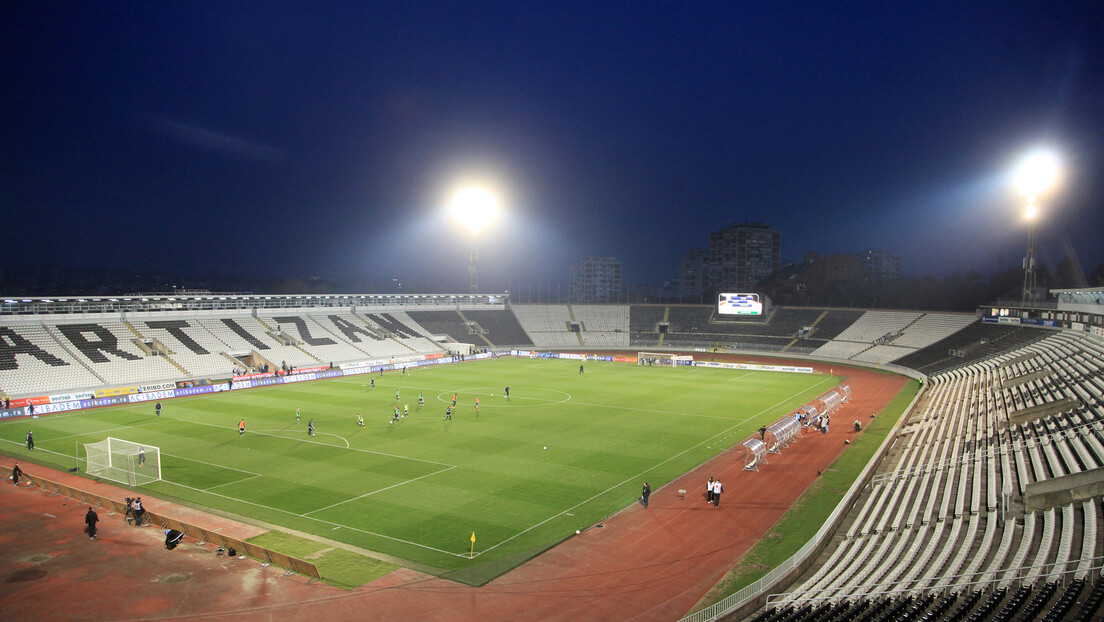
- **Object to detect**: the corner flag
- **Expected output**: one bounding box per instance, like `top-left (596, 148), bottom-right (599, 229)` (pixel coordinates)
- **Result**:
top-left (470, 531), bottom-right (476, 558)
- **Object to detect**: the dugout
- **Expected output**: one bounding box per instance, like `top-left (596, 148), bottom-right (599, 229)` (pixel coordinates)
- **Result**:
top-left (742, 438), bottom-right (767, 471)
top-left (765, 418), bottom-right (801, 453)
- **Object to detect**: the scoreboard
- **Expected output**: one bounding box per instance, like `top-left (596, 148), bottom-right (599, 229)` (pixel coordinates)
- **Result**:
top-left (717, 293), bottom-right (763, 316)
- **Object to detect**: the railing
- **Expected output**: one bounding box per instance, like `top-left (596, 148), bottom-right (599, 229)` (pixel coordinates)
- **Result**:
top-left (0, 464), bottom-right (321, 581)
top-left (676, 384), bottom-right (925, 622)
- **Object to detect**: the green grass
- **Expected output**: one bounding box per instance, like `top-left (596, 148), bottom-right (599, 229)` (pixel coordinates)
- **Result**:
top-left (0, 357), bottom-right (848, 585)
top-left (246, 530), bottom-right (398, 588)
top-left (695, 378), bottom-right (920, 609)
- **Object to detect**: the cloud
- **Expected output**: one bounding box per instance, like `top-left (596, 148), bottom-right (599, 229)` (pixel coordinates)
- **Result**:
top-left (152, 118), bottom-right (285, 163)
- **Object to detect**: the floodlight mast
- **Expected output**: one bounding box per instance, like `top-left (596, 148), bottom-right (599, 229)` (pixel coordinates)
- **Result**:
top-left (1015, 152), bottom-right (1058, 304)
top-left (450, 188), bottom-right (499, 294)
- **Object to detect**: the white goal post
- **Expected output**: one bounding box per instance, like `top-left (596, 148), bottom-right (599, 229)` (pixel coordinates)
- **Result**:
top-left (84, 437), bottom-right (162, 486)
top-left (637, 352), bottom-right (694, 367)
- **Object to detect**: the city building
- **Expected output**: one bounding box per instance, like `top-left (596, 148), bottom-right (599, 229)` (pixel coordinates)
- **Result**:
top-left (861, 249), bottom-right (902, 282)
top-left (569, 256), bottom-right (622, 303)
top-left (678, 223), bottom-right (781, 301)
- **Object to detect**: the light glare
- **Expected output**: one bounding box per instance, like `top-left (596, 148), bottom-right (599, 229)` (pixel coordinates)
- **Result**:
top-left (451, 188), bottom-right (499, 233)
top-left (1015, 151), bottom-right (1059, 197)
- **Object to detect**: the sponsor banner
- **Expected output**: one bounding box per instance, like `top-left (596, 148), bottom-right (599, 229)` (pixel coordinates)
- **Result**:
top-left (49, 391), bottom-right (95, 404)
top-left (997, 317), bottom-right (1021, 325)
top-left (173, 384), bottom-right (222, 398)
top-left (283, 372), bottom-right (320, 384)
top-left (1021, 318), bottom-right (1060, 328)
top-left (0, 407), bottom-right (30, 420)
top-left (32, 400), bottom-right (91, 414)
top-left (87, 395), bottom-right (133, 408)
top-left (612, 356), bottom-right (637, 363)
top-left (981, 316), bottom-right (998, 323)
top-left (11, 396), bottom-right (51, 408)
top-left (138, 382), bottom-right (177, 393)
top-left (425, 353), bottom-right (444, 360)
top-left (95, 387), bottom-right (138, 398)
top-left (128, 390), bottom-right (176, 403)
top-left (694, 361), bottom-right (813, 374)
top-left (176, 379), bottom-right (210, 389)
top-left (233, 371), bottom-right (275, 381)
top-left (292, 365), bottom-right (331, 374)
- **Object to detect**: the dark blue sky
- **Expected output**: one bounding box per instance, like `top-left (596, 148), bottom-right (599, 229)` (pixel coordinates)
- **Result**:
top-left (4, 2), bottom-right (1103, 292)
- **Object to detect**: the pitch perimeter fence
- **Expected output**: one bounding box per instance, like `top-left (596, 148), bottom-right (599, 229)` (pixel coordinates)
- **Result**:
top-left (0, 464), bottom-right (321, 582)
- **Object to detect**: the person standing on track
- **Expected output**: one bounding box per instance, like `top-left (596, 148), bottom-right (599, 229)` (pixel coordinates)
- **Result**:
top-left (706, 476), bottom-right (715, 504)
top-left (85, 507), bottom-right (99, 539)
top-left (641, 482), bottom-right (651, 509)
top-left (712, 479), bottom-right (723, 508)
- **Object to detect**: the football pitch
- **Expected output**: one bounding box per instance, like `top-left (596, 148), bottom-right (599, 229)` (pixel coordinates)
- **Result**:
top-left (0, 357), bottom-right (843, 583)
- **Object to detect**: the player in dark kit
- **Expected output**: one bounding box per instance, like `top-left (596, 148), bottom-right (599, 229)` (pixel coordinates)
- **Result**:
top-left (444, 406), bottom-right (452, 421)
top-left (155, 402), bottom-right (162, 417)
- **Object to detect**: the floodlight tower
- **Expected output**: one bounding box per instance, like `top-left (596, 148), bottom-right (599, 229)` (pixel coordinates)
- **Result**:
top-left (451, 187), bottom-right (499, 294)
top-left (1014, 151), bottom-right (1059, 303)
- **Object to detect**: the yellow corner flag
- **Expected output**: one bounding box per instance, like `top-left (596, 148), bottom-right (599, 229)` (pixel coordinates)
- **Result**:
top-left (470, 532), bottom-right (476, 558)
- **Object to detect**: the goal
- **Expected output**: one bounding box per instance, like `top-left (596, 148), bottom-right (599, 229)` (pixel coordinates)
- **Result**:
top-left (84, 438), bottom-right (162, 486)
top-left (637, 352), bottom-right (694, 367)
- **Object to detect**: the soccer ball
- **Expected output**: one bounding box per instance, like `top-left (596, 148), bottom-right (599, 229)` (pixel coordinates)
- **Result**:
top-left (576, 530), bottom-right (581, 535)
top-left (543, 446), bottom-right (547, 450)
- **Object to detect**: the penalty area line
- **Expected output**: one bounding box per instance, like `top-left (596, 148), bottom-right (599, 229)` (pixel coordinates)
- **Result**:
top-left (158, 478), bottom-right (471, 558)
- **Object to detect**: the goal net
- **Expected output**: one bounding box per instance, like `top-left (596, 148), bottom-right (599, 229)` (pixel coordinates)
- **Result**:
top-left (637, 352), bottom-right (694, 367)
top-left (84, 437), bottom-right (162, 486)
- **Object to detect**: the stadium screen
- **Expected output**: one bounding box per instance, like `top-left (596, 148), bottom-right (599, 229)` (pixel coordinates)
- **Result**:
top-left (717, 293), bottom-right (763, 316)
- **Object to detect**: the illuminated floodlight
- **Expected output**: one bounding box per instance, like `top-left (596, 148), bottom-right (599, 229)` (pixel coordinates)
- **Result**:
top-left (1025, 202), bottom-right (1037, 219)
top-left (1015, 150), bottom-right (1059, 197)
top-left (450, 187), bottom-right (499, 233)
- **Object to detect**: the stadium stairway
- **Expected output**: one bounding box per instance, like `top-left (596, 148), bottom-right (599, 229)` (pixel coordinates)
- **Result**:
top-left (780, 310), bottom-right (829, 353)
top-left (455, 310), bottom-right (496, 348)
top-left (565, 306), bottom-right (584, 347)
top-left (657, 306), bottom-right (670, 347)
top-left (122, 320), bottom-right (143, 338)
top-left (161, 353), bottom-right (191, 377)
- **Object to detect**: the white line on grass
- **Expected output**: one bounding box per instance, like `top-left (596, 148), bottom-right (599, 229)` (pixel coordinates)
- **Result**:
top-left (177, 418), bottom-right (455, 469)
top-left (474, 379), bottom-right (828, 558)
top-left (253, 429), bottom-right (350, 449)
top-left (203, 474), bottom-right (260, 491)
top-left (159, 477), bottom-right (471, 558)
top-left (161, 452), bottom-right (261, 477)
top-left (303, 465), bottom-right (456, 516)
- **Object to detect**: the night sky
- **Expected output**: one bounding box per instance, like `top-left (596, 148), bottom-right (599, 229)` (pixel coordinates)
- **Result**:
top-left (4, 2), bottom-right (1103, 292)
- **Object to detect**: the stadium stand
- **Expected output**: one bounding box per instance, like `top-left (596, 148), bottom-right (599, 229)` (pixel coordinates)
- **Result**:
top-left (768, 329), bottom-right (1104, 619)
top-left (405, 309), bottom-right (534, 348)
